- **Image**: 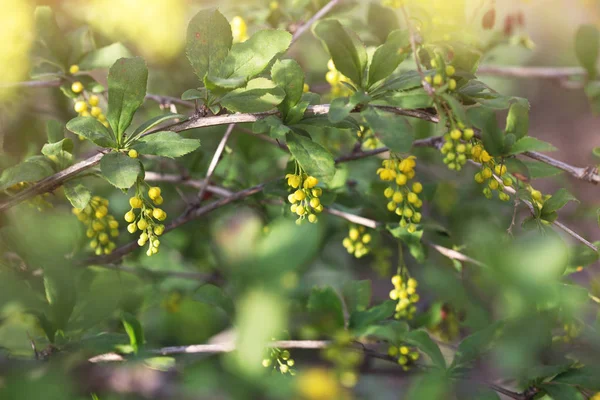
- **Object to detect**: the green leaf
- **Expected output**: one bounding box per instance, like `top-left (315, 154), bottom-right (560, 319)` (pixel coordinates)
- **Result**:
top-left (46, 120), bottom-right (64, 143)
top-left (307, 286), bottom-right (345, 334)
top-left (220, 78), bottom-right (285, 113)
top-left (79, 43), bottom-right (132, 70)
top-left (449, 323), bottom-right (500, 371)
top-left (107, 57), bottom-right (149, 138)
top-left (132, 131), bottom-right (201, 158)
top-left (376, 70), bottom-right (423, 92)
top-left (271, 59), bottom-right (304, 121)
top-left (403, 330), bottom-right (446, 369)
top-left (585, 81), bottom-right (600, 114)
top-left (552, 366), bottom-right (600, 390)
top-left (355, 320), bottom-right (409, 342)
top-left (349, 300), bottom-right (396, 330)
top-left (342, 280), bottom-right (371, 313)
top-left (575, 24), bottom-right (599, 80)
top-left (193, 284), bottom-right (235, 317)
top-left (368, 30), bottom-right (410, 87)
top-left (63, 180), bottom-right (92, 209)
top-left (0, 157), bottom-right (55, 191)
top-left (505, 100), bottom-right (530, 140)
top-left (467, 107), bottom-right (504, 156)
top-left (286, 132), bottom-right (336, 184)
top-left (41, 138), bottom-right (73, 167)
top-left (210, 30), bottom-right (292, 84)
top-left (362, 107), bottom-right (414, 154)
top-left (186, 8), bottom-right (232, 81)
top-left (100, 152), bottom-right (142, 189)
top-left (387, 225), bottom-right (426, 263)
top-left (67, 26), bottom-right (95, 65)
top-left (368, 2), bottom-right (400, 43)
top-left (375, 88), bottom-right (433, 108)
top-left (66, 116), bottom-right (115, 148)
top-left (131, 113), bottom-right (184, 138)
top-left (540, 383), bottom-right (583, 400)
top-left (542, 188), bottom-right (579, 214)
top-left (181, 88), bottom-right (206, 100)
top-left (121, 312), bottom-right (144, 354)
top-left (508, 137), bottom-right (557, 155)
top-left (329, 91), bottom-right (369, 123)
top-left (253, 115), bottom-right (291, 140)
top-left (521, 160), bottom-right (563, 178)
top-left (44, 268), bottom-right (76, 332)
top-left (34, 6), bottom-right (69, 68)
top-left (441, 94), bottom-right (468, 125)
top-left (313, 19), bottom-right (368, 87)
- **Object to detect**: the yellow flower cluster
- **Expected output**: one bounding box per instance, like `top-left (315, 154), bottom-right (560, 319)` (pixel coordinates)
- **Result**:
top-left (72, 196), bottom-right (119, 255)
top-left (7, 182), bottom-right (52, 211)
top-left (381, 0), bottom-right (405, 8)
top-left (231, 16), bottom-right (248, 43)
top-left (553, 321), bottom-right (583, 344)
top-left (286, 172), bottom-right (323, 224)
top-left (124, 186), bottom-right (167, 256)
top-left (472, 144), bottom-right (511, 201)
top-left (325, 59), bottom-right (352, 98)
top-left (389, 274), bottom-right (419, 320)
top-left (440, 126), bottom-right (474, 171)
top-left (262, 348), bottom-right (296, 375)
top-left (425, 63), bottom-right (457, 91)
top-left (296, 368), bottom-right (341, 400)
top-left (387, 343), bottom-right (420, 371)
top-left (526, 185), bottom-right (549, 210)
top-left (592, 393), bottom-right (600, 400)
top-left (378, 156), bottom-right (423, 232)
top-left (322, 330), bottom-right (363, 388)
top-left (357, 127), bottom-right (381, 150)
top-left (69, 66), bottom-right (109, 130)
top-left (342, 225), bottom-right (371, 258)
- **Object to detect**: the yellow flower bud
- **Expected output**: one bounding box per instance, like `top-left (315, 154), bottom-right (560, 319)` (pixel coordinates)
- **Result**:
top-left (71, 81), bottom-right (84, 93)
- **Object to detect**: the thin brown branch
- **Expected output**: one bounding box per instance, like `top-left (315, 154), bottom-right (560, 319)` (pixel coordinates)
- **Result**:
top-left (400, 6), bottom-right (435, 96)
top-left (2, 104), bottom-right (599, 213)
top-left (194, 124), bottom-right (235, 206)
top-left (0, 152), bottom-right (105, 212)
top-left (477, 65), bottom-right (586, 80)
top-left (144, 172), bottom-right (233, 197)
top-left (324, 207), bottom-right (487, 267)
top-left (83, 182), bottom-right (267, 265)
top-left (291, 0), bottom-right (341, 44)
top-left (87, 337), bottom-right (529, 399)
top-left (500, 183), bottom-right (598, 252)
top-left (0, 79), bottom-right (63, 89)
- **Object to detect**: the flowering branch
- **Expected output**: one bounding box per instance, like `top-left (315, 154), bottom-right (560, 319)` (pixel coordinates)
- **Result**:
top-left (1, 104), bottom-right (598, 214)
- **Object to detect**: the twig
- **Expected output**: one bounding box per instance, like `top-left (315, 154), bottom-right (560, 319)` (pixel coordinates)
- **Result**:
top-left (144, 172), bottom-right (233, 197)
top-left (291, 0), bottom-right (341, 44)
top-left (87, 338), bottom-right (530, 399)
top-left (477, 65), bottom-right (586, 80)
top-left (83, 183), bottom-right (267, 265)
top-left (500, 184), bottom-right (598, 252)
top-left (236, 126), bottom-right (289, 151)
top-left (0, 79), bottom-right (62, 89)
top-left (2, 104), bottom-right (599, 212)
top-left (193, 124), bottom-right (235, 207)
top-left (400, 6), bottom-right (434, 96)
top-left (324, 207), bottom-right (487, 267)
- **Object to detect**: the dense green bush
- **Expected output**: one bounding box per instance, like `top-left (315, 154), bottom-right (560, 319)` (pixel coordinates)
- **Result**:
top-left (1, 1), bottom-right (600, 399)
